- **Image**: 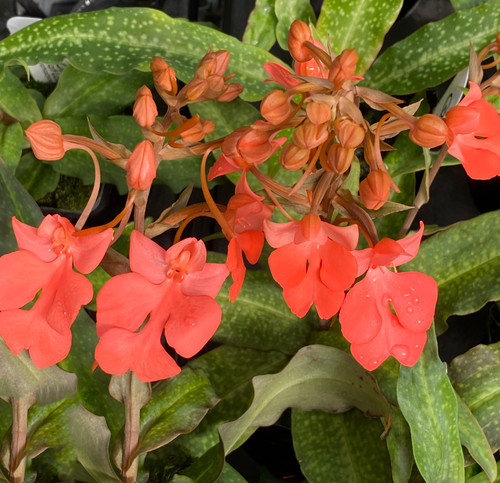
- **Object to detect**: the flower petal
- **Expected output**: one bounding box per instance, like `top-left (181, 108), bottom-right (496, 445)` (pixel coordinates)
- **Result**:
top-left (129, 230), bottom-right (167, 283)
top-left (71, 228), bottom-right (113, 274)
top-left (267, 242), bottom-right (307, 289)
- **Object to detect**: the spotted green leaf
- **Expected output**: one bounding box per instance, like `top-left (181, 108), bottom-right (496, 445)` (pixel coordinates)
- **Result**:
top-left (292, 408), bottom-right (393, 483)
top-left (449, 342), bottom-right (500, 457)
top-left (219, 344), bottom-right (391, 454)
top-left (451, 0), bottom-right (491, 10)
top-left (397, 324), bottom-right (464, 483)
top-left (456, 394), bottom-right (497, 482)
top-left (0, 8), bottom-right (281, 101)
top-left (0, 122), bottom-right (23, 171)
top-left (0, 154), bottom-right (43, 255)
top-left (362, 2), bottom-right (500, 94)
top-left (402, 210), bottom-right (500, 333)
top-left (15, 153), bottom-right (60, 201)
top-left (137, 367), bottom-right (218, 456)
top-left (316, 0), bottom-right (403, 74)
top-left (275, 0), bottom-right (316, 50)
top-left (0, 67), bottom-right (42, 123)
top-left (243, 0), bottom-right (278, 51)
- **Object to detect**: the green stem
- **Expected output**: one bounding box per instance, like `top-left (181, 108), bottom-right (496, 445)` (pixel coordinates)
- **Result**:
top-left (399, 144), bottom-right (449, 238)
top-left (121, 373), bottom-right (141, 483)
top-left (9, 396), bottom-right (33, 483)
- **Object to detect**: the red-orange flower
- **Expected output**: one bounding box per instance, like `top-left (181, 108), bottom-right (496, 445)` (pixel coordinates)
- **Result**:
top-left (224, 173), bottom-right (274, 301)
top-left (339, 222), bottom-right (438, 370)
top-left (126, 140), bottom-right (157, 190)
top-left (264, 214), bottom-right (358, 318)
top-left (0, 215), bottom-right (112, 367)
top-left (95, 232), bottom-right (229, 382)
top-left (445, 82), bottom-right (500, 179)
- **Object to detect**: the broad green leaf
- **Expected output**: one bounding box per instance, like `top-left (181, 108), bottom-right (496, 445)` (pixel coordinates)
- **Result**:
top-left (0, 67), bottom-right (42, 123)
top-left (0, 156), bottom-right (42, 255)
top-left (156, 155), bottom-right (204, 194)
top-left (275, 0), bottom-right (316, 50)
top-left (402, 210), bottom-right (500, 333)
top-left (137, 367), bottom-right (218, 455)
top-left (316, 0), bottom-right (403, 74)
top-left (362, 3), bottom-right (500, 94)
top-left (43, 65), bottom-right (153, 118)
top-left (466, 463), bottom-right (500, 483)
top-left (0, 122), bottom-right (23, 171)
top-left (58, 310), bottom-right (123, 435)
top-left (174, 441), bottom-right (225, 483)
top-left (449, 342), bottom-right (500, 455)
top-left (243, 0), bottom-right (278, 51)
top-left (215, 267), bottom-right (312, 354)
top-left (217, 464), bottom-right (247, 483)
top-left (179, 346), bottom-right (290, 457)
top-left (68, 405), bottom-right (121, 482)
top-left (451, 0), bottom-right (491, 10)
top-left (219, 344), bottom-right (391, 454)
top-left (385, 407), bottom-right (414, 483)
top-left (15, 153), bottom-right (60, 201)
top-left (456, 394), bottom-right (497, 481)
top-left (0, 339), bottom-right (76, 405)
top-left (397, 324), bottom-right (464, 483)
top-left (292, 408), bottom-right (392, 482)
top-left (0, 8), bottom-right (282, 101)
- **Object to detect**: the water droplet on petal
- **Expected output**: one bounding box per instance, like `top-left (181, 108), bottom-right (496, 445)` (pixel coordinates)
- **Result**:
top-left (416, 320), bottom-right (422, 325)
top-left (407, 306), bottom-right (414, 313)
top-left (370, 359), bottom-right (378, 367)
top-left (392, 344), bottom-right (409, 361)
top-left (414, 298), bottom-right (419, 303)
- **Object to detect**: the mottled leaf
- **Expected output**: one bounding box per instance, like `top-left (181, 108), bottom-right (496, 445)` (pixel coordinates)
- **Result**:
top-left (275, 0), bottom-right (316, 50)
top-left (316, 0), bottom-right (403, 74)
top-left (0, 8), bottom-right (282, 101)
top-left (0, 122), bottom-right (23, 171)
top-left (456, 394), bottom-right (497, 482)
top-left (402, 210), bottom-right (500, 333)
top-left (449, 342), bottom-right (500, 456)
top-left (243, 0), bottom-right (278, 51)
top-left (15, 153), bottom-right (60, 201)
top-left (0, 339), bottom-right (76, 405)
top-left (362, 3), bottom-right (500, 93)
top-left (397, 324), bottom-right (464, 482)
top-left (0, 67), bottom-right (42, 123)
top-left (292, 408), bottom-right (392, 482)
top-left (137, 367), bottom-right (218, 455)
top-left (451, 0), bottom-right (491, 10)
top-left (219, 344), bottom-right (391, 454)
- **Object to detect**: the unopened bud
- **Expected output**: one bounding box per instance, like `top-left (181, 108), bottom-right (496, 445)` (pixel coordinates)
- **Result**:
top-left (196, 50), bottom-right (230, 78)
top-left (180, 119), bottom-right (215, 143)
top-left (237, 128), bottom-right (275, 164)
top-left (306, 100), bottom-right (332, 125)
top-left (322, 143), bottom-right (354, 173)
top-left (288, 20), bottom-right (313, 63)
top-left (300, 213), bottom-right (322, 240)
top-left (185, 78), bottom-right (209, 101)
top-left (217, 82), bottom-right (244, 102)
top-left (280, 142), bottom-right (310, 170)
top-left (151, 56), bottom-right (177, 95)
top-left (133, 85), bottom-right (158, 127)
top-left (126, 140), bottom-right (157, 190)
top-left (261, 90), bottom-right (293, 124)
top-left (328, 49), bottom-right (358, 90)
top-left (293, 120), bottom-right (329, 149)
top-left (359, 170), bottom-right (392, 210)
top-left (25, 120), bottom-right (66, 161)
top-left (409, 114), bottom-right (448, 148)
top-left (334, 117), bottom-right (365, 148)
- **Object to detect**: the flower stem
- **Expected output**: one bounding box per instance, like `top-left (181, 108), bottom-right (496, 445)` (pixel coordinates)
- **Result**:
top-left (399, 144), bottom-right (449, 237)
top-left (9, 395), bottom-right (33, 483)
top-left (121, 373), bottom-right (141, 483)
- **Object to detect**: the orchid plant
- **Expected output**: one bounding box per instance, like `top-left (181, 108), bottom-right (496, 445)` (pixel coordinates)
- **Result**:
top-left (0, 1), bottom-right (499, 482)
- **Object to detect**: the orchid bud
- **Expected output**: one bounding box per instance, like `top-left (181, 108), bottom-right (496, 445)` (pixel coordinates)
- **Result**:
top-left (180, 119), bottom-right (215, 143)
top-left (306, 100), bottom-right (332, 125)
top-left (334, 117), bottom-right (365, 148)
top-left (280, 142), bottom-right (310, 170)
top-left (25, 120), bottom-right (66, 161)
top-left (300, 213), bottom-right (322, 240)
top-left (126, 140), bottom-right (157, 191)
top-left (359, 170), bottom-right (392, 210)
top-left (288, 20), bottom-right (313, 62)
top-left (409, 114), bottom-right (449, 148)
top-left (237, 128), bottom-right (275, 164)
top-left (322, 143), bottom-right (354, 173)
top-left (185, 78), bottom-right (209, 101)
top-left (151, 56), bottom-right (177, 95)
top-left (292, 120), bottom-right (329, 149)
top-left (328, 49), bottom-right (359, 90)
top-left (261, 90), bottom-right (293, 124)
top-left (133, 85), bottom-right (158, 127)
top-left (217, 82), bottom-right (244, 102)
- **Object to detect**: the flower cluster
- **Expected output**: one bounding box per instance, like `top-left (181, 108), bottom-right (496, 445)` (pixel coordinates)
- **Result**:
top-left (1, 20), bottom-right (499, 383)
